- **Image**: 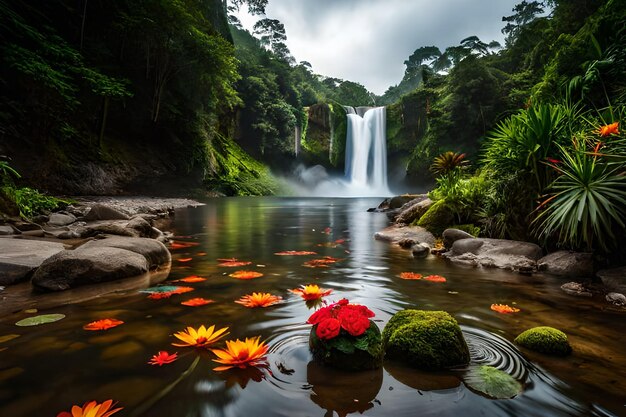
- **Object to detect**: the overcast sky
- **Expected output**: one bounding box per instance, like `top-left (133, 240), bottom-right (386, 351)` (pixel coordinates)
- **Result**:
top-left (235, 0), bottom-right (523, 95)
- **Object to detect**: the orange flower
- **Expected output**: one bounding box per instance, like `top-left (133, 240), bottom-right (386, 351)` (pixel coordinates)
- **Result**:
top-left (599, 122), bottom-right (619, 137)
top-left (229, 270), bottom-right (264, 280)
top-left (83, 319), bottom-right (124, 331)
top-left (173, 276), bottom-right (206, 283)
top-left (289, 284), bottom-right (332, 300)
top-left (399, 272), bottom-right (422, 280)
top-left (181, 298), bottom-right (214, 307)
top-left (218, 261), bottom-right (252, 267)
top-left (169, 241), bottom-right (199, 250)
top-left (490, 304), bottom-right (520, 314)
top-left (303, 256), bottom-right (340, 268)
top-left (56, 400), bottom-right (122, 417)
top-left (172, 324), bottom-right (229, 348)
top-left (274, 250), bottom-right (318, 256)
top-left (148, 351), bottom-right (178, 366)
top-left (424, 275), bottom-right (447, 283)
top-left (177, 257), bottom-right (193, 263)
top-left (235, 292), bottom-right (283, 308)
top-left (211, 336), bottom-right (269, 371)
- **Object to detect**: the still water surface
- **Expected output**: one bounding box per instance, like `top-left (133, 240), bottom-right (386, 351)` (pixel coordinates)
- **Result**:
top-left (0, 197), bottom-right (624, 416)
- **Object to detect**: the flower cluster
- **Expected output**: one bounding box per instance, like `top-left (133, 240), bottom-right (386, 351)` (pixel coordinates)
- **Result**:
top-left (307, 299), bottom-right (375, 340)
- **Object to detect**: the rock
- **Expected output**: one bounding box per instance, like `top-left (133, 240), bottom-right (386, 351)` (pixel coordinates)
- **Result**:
top-left (31, 214), bottom-right (50, 224)
top-left (382, 310), bottom-right (470, 370)
top-left (21, 229), bottom-right (45, 237)
top-left (78, 237), bottom-right (171, 268)
top-left (397, 238), bottom-right (415, 249)
top-left (48, 212), bottom-right (77, 227)
top-left (374, 225), bottom-right (436, 247)
top-left (443, 238), bottom-right (543, 272)
top-left (13, 221), bottom-right (43, 232)
top-left (596, 267), bottom-right (626, 293)
top-left (561, 282), bottom-right (593, 297)
top-left (0, 239), bottom-right (66, 285)
top-left (537, 251), bottom-right (593, 278)
top-left (309, 320), bottom-right (383, 371)
top-left (411, 243), bottom-right (431, 258)
top-left (442, 228), bottom-right (475, 249)
top-left (0, 225), bottom-right (16, 235)
top-left (83, 204), bottom-right (130, 221)
top-left (126, 216), bottom-right (154, 238)
top-left (606, 292), bottom-right (626, 306)
top-left (83, 221), bottom-right (137, 237)
top-left (416, 200), bottom-right (455, 236)
top-left (32, 246), bottom-right (149, 291)
top-left (372, 194), bottom-right (425, 213)
top-left (395, 198), bottom-right (433, 225)
top-left (514, 326), bottom-right (572, 356)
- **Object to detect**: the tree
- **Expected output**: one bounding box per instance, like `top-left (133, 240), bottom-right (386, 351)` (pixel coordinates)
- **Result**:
top-left (253, 18), bottom-right (294, 63)
top-left (502, 1), bottom-right (545, 45)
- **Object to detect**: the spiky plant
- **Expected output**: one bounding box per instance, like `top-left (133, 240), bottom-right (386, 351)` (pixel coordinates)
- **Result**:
top-left (430, 151), bottom-right (469, 177)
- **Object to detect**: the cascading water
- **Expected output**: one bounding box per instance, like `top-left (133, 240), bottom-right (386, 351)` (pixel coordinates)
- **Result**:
top-left (344, 106), bottom-right (391, 196)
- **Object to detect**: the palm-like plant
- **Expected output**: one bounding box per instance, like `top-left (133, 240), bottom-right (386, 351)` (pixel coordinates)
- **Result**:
top-left (533, 145), bottom-right (626, 251)
top-left (430, 151), bottom-right (469, 177)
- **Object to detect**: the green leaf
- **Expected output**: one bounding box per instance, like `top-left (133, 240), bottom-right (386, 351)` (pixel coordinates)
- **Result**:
top-left (464, 365), bottom-right (522, 399)
top-left (15, 314), bottom-right (65, 326)
top-left (330, 336), bottom-right (355, 354)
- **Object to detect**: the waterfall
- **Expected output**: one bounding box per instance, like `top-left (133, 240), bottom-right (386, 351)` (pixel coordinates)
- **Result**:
top-left (344, 106), bottom-right (390, 195)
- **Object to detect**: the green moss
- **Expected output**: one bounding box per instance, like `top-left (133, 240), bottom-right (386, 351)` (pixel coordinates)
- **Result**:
top-left (328, 103), bottom-right (347, 168)
top-left (309, 320), bottom-right (384, 371)
top-left (415, 199), bottom-right (455, 236)
top-left (464, 365), bottom-right (522, 399)
top-left (514, 326), bottom-right (572, 356)
top-left (382, 310), bottom-right (469, 370)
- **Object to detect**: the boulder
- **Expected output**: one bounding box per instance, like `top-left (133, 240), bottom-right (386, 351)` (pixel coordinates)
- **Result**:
top-left (514, 326), bottom-right (572, 356)
top-left (606, 292), bottom-right (626, 306)
top-left (416, 200), bottom-right (455, 236)
top-left (374, 225), bottom-right (435, 247)
top-left (48, 212), bottom-right (77, 227)
top-left (0, 238), bottom-right (67, 285)
top-left (0, 225), bottom-right (16, 235)
top-left (537, 251), bottom-right (593, 278)
top-left (78, 237), bottom-right (171, 268)
top-left (126, 216), bottom-right (155, 238)
top-left (395, 198), bottom-right (433, 225)
top-left (442, 228), bottom-right (475, 249)
top-left (560, 282), bottom-right (593, 297)
top-left (382, 310), bottom-right (470, 370)
top-left (443, 238), bottom-right (543, 272)
top-left (596, 267), bottom-right (626, 293)
top-left (32, 246), bottom-right (149, 291)
top-left (83, 204), bottom-right (130, 221)
top-left (411, 243), bottom-right (431, 259)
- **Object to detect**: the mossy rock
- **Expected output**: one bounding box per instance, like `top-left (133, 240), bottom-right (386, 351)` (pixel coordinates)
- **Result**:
top-left (309, 320), bottom-right (384, 371)
top-left (514, 326), bottom-right (572, 356)
top-left (454, 224), bottom-right (481, 237)
top-left (382, 310), bottom-right (470, 370)
top-left (416, 200), bottom-right (455, 237)
top-left (464, 365), bottom-right (522, 399)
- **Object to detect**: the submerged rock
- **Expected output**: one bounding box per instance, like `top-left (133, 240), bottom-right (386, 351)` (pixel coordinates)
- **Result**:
top-left (382, 310), bottom-right (470, 370)
top-left (514, 326), bottom-right (572, 356)
top-left (561, 282), bottom-right (593, 297)
top-left (606, 292), bottom-right (626, 306)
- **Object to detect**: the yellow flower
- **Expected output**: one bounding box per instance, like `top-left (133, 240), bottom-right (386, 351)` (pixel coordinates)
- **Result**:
top-left (172, 325), bottom-right (229, 348)
top-left (289, 284), bottom-right (332, 300)
top-left (211, 336), bottom-right (269, 371)
top-left (235, 292), bottom-right (283, 308)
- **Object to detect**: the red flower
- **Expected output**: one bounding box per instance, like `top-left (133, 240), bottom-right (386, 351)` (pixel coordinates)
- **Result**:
top-left (83, 319), bottom-right (124, 331)
top-left (307, 305), bottom-right (333, 325)
top-left (274, 250), bottom-right (318, 256)
top-left (599, 122), bottom-right (619, 137)
top-left (337, 298), bottom-right (349, 306)
top-left (337, 308), bottom-right (370, 336)
top-left (181, 298), bottom-right (214, 306)
top-left (315, 318), bottom-right (341, 340)
top-left (399, 272), bottom-right (422, 280)
top-left (148, 351), bottom-right (178, 366)
top-left (546, 158), bottom-right (562, 164)
top-left (173, 276), bottom-right (207, 283)
top-left (424, 275), bottom-right (447, 283)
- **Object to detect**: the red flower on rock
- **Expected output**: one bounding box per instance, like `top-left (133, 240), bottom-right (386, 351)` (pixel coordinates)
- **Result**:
top-left (316, 318), bottom-right (341, 340)
top-left (337, 308), bottom-right (371, 336)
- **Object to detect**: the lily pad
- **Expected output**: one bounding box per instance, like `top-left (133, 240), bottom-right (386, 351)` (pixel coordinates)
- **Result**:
top-left (464, 365), bottom-right (522, 399)
top-left (15, 314), bottom-right (66, 327)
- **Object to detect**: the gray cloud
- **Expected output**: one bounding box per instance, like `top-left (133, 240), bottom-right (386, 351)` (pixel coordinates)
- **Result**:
top-left (236, 0), bottom-right (521, 94)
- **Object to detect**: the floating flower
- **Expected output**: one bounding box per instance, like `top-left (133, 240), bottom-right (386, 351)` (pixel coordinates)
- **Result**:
top-left (177, 258), bottom-right (193, 263)
top-left (218, 260), bottom-right (252, 267)
top-left (169, 241), bottom-right (199, 250)
top-left (289, 284), bottom-right (332, 300)
top-left (173, 276), bottom-right (206, 283)
top-left (599, 121), bottom-right (619, 137)
top-left (172, 324), bottom-right (229, 348)
top-left (83, 319), bottom-right (124, 331)
top-left (274, 250), bottom-right (318, 256)
top-left (303, 256), bottom-right (341, 268)
top-left (399, 272), bottom-right (422, 280)
top-left (148, 292), bottom-right (173, 300)
top-left (197, 252), bottom-right (207, 256)
top-left (235, 292), bottom-right (283, 308)
top-left (181, 298), bottom-right (214, 307)
top-left (148, 351), bottom-right (178, 366)
top-left (56, 400), bottom-right (122, 417)
top-left (211, 336), bottom-right (269, 371)
top-left (490, 304), bottom-right (520, 314)
top-left (229, 270), bottom-right (264, 280)
top-left (424, 275), bottom-right (447, 283)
